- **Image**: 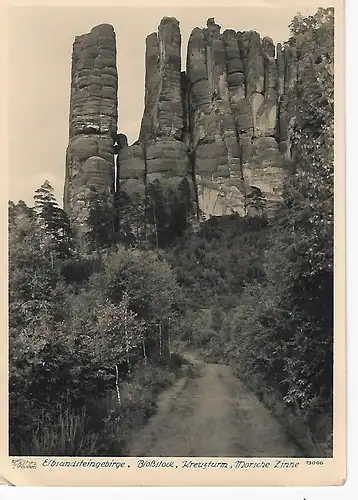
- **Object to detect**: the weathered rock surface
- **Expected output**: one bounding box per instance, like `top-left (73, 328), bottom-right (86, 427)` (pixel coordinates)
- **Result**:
top-left (64, 23), bottom-right (117, 245)
top-left (185, 19), bottom-right (292, 218)
top-left (64, 18), bottom-right (299, 239)
top-left (140, 18), bottom-right (183, 142)
top-left (118, 17), bottom-right (194, 236)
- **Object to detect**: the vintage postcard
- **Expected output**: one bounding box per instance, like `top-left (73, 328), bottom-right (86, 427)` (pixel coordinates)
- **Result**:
top-left (1, 0), bottom-right (345, 487)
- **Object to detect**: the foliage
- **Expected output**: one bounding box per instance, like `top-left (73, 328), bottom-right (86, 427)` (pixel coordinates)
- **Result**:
top-left (86, 188), bottom-right (116, 250)
top-left (166, 7), bottom-right (334, 454)
top-left (190, 8), bottom-right (333, 452)
top-left (92, 246), bottom-right (181, 358)
top-left (116, 189), bottom-right (146, 245)
top-left (9, 191), bottom-right (182, 454)
top-left (8, 7), bottom-right (334, 457)
top-left (167, 215), bottom-right (268, 310)
top-left (97, 246), bottom-right (180, 320)
top-left (33, 180), bottom-right (73, 258)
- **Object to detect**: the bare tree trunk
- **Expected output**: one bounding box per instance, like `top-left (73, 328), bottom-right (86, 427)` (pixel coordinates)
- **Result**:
top-left (159, 323), bottom-right (162, 357)
top-left (115, 364), bottom-right (121, 405)
top-left (155, 206), bottom-right (159, 250)
top-left (142, 339), bottom-right (147, 363)
top-left (124, 307), bottom-right (131, 377)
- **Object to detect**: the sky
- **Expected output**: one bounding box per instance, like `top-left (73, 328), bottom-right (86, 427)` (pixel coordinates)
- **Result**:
top-left (8, 5), bottom-right (324, 207)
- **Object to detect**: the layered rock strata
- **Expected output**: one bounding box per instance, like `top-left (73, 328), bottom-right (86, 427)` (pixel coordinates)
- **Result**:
top-left (118, 17), bottom-right (193, 225)
top-left (64, 23), bottom-right (118, 244)
top-left (64, 18), bottom-right (299, 239)
top-left (186, 19), bottom-right (294, 218)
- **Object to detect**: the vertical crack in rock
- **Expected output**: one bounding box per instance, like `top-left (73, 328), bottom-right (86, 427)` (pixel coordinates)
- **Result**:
top-left (64, 23), bottom-right (118, 247)
top-left (223, 28), bottom-right (248, 215)
top-left (277, 44), bottom-right (297, 161)
top-left (186, 19), bottom-right (292, 219)
top-left (64, 18), bottom-right (299, 237)
top-left (118, 17), bottom-right (194, 240)
top-left (143, 18), bottom-right (189, 186)
top-left (187, 20), bottom-right (249, 218)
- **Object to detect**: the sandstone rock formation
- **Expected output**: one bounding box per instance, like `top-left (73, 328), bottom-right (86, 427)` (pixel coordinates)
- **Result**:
top-left (186, 19), bottom-right (291, 218)
top-left (64, 23), bottom-right (118, 245)
top-left (118, 18), bottom-right (192, 216)
top-left (64, 18), bottom-right (299, 242)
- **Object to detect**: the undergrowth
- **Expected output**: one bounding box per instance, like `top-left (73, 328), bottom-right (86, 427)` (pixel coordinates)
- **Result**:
top-left (15, 358), bottom-right (184, 457)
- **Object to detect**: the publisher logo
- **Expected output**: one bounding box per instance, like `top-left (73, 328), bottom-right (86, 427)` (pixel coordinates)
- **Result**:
top-left (12, 459), bottom-right (37, 469)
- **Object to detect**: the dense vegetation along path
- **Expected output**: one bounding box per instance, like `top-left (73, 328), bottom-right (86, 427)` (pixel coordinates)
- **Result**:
top-left (125, 352), bottom-right (303, 457)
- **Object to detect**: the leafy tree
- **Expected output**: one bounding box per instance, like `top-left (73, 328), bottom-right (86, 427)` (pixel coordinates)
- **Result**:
top-left (9, 203), bottom-right (64, 314)
top-left (92, 246), bottom-right (181, 359)
top-left (8, 200), bottom-right (34, 225)
top-left (166, 177), bottom-right (195, 242)
top-left (221, 7), bottom-right (334, 449)
top-left (8, 202), bottom-right (73, 452)
top-left (276, 6), bottom-right (334, 410)
top-left (66, 288), bottom-right (146, 398)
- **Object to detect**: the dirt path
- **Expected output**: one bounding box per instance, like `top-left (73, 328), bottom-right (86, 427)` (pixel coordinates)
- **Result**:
top-left (125, 351), bottom-right (303, 457)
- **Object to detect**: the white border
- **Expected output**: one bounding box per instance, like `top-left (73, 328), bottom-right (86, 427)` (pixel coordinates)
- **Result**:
top-left (1, 0), bottom-right (356, 497)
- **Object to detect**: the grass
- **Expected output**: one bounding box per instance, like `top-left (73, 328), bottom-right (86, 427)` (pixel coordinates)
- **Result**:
top-left (24, 405), bottom-right (99, 457)
top-left (96, 358), bottom-right (185, 456)
top-left (13, 355), bottom-right (185, 457)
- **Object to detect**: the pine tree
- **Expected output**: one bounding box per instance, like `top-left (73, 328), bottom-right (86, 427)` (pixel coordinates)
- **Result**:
top-left (33, 180), bottom-right (73, 258)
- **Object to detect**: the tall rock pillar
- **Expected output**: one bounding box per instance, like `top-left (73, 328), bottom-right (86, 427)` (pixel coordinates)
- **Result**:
top-left (186, 19), bottom-right (290, 219)
top-left (64, 24), bottom-right (118, 246)
top-left (187, 19), bottom-right (245, 218)
top-left (117, 17), bottom-right (194, 243)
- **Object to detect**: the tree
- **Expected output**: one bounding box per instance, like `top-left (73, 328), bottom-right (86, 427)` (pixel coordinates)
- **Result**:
top-left (116, 190), bottom-right (146, 245)
top-left (167, 177), bottom-right (195, 241)
top-left (33, 180), bottom-right (73, 258)
top-left (68, 289), bottom-right (146, 403)
top-left (92, 246), bottom-right (181, 359)
top-left (276, 7), bottom-right (334, 412)
top-left (86, 188), bottom-right (115, 250)
top-left (229, 7), bottom-right (334, 436)
top-left (8, 201), bottom-right (73, 452)
top-left (146, 180), bottom-right (170, 248)
top-left (245, 186), bottom-right (267, 218)
top-left (9, 202), bottom-right (63, 310)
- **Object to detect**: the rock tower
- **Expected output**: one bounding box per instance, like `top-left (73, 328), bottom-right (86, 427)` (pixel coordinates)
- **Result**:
top-left (64, 18), bottom-right (298, 241)
top-left (64, 24), bottom-right (118, 245)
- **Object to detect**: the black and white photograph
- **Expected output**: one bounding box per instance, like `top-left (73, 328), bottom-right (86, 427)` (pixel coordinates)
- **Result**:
top-left (6, 0), bottom-right (339, 469)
